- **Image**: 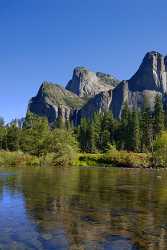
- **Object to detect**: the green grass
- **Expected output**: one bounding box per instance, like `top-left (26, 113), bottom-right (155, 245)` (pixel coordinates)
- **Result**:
top-left (0, 150), bottom-right (151, 168)
top-left (0, 151), bottom-right (40, 167)
top-left (75, 150), bottom-right (151, 168)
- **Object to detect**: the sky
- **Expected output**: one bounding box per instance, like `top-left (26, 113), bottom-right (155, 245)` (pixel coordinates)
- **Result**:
top-left (0, 0), bottom-right (166, 122)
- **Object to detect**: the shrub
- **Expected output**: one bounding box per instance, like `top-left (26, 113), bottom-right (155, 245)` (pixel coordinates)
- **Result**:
top-left (153, 132), bottom-right (167, 167)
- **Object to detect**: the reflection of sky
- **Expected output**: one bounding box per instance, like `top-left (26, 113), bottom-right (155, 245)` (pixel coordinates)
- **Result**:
top-left (0, 187), bottom-right (41, 247)
top-left (0, 168), bottom-right (147, 250)
top-left (0, 185), bottom-right (68, 249)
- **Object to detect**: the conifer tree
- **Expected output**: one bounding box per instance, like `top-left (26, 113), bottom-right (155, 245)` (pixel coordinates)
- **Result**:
top-left (141, 105), bottom-right (153, 152)
top-left (120, 102), bottom-right (129, 150)
top-left (92, 112), bottom-right (102, 151)
top-left (131, 109), bottom-right (140, 152)
top-left (21, 113), bottom-right (49, 156)
top-left (6, 125), bottom-right (20, 151)
top-left (154, 94), bottom-right (164, 136)
top-left (78, 117), bottom-right (94, 152)
top-left (164, 103), bottom-right (167, 130)
top-left (100, 111), bottom-right (114, 151)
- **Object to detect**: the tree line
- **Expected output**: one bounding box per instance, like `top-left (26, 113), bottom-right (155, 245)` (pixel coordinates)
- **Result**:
top-left (0, 94), bottom-right (165, 158)
top-left (0, 112), bottom-right (78, 165)
top-left (77, 95), bottom-right (165, 153)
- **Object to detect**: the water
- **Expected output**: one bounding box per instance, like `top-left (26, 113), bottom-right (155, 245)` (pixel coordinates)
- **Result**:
top-left (0, 166), bottom-right (166, 249)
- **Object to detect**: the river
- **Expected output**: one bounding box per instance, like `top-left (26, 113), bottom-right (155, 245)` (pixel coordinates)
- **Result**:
top-left (0, 166), bottom-right (166, 249)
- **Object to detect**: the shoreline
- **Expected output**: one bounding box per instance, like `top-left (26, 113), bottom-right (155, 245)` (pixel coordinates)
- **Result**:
top-left (0, 150), bottom-right (163, 169)
top-left (75, 151), bottom-right (152, 169)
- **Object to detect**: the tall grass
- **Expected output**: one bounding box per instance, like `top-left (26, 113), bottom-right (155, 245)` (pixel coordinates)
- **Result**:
top-left (75, 150), bottom-right (151, 168)
top-left (0, 151), bottom-right (40, 167)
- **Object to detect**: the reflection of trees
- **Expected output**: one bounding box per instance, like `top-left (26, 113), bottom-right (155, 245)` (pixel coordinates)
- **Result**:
top-left (4, 167), bottom-right (167, 249)
top-left (0, 172), bottom-right (20, 199)
top-left (0, 179), bottom-right (4, 200)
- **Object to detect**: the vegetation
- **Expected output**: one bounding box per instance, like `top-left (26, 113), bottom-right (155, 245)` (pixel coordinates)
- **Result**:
top-left (0, 113), bottom-right (78, 167)
top-left (153, 132), bottom-right (167, 167)
top-left (78, 95), bottom-right (165, 154)
top-left (76, 150), bottom-right (150, 168)
top-left (41, 82), bottom-right (86, 108)
top-left (0, 93), bottom-right (167, 168)
top-left (77, 94), bottom-right (167, 167)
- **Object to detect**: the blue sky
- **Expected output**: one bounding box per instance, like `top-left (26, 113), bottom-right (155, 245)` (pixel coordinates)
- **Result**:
top-left (0, 0), bottom-right (166, 122)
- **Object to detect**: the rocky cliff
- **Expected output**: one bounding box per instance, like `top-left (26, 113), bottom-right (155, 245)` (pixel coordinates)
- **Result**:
top-left (66, 67), bottom-right (119, 97)
top-left (111, 51), bottom-right (167, 118)
top-left (28, 51), bottom-right (167, 123)
top-left (28, 81), bottom-right (85, 124)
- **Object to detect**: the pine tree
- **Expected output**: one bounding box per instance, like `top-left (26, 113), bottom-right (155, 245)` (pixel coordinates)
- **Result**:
top-left (100, 111), bottom-right (114, 151)
top-left (0, 119), bottom-right (6, 150)
top-left (78, 118), bottom-right (94, 152)
top-left (141, 105), bottom-right (153, 152)
top-left (6, 125), bottom-right (20, 151)
top-left (131, 110), bottom-right (140, 152)
top-left (120, 102), bottom-right (130, 150)
top-left (164, 103), bottom-right (167, 130)
top-left (21, 114), bottom-right (49, 156)
top-left (92, 112), bottom-right (102, 151)
top-left (126, 111), bottom-right (133, 150)
top-left (154, 94), bottom-right (164, 137)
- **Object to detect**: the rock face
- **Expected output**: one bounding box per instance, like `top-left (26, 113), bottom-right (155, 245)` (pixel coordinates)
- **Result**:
top-left (28, 81), bottom-right (85, 124)
top-left (28, 51), bottom-right (167, 124)
top-left (66, 67), bottom-right (119, 97)
top-left (129, 51), bottom-right (167, 92)
top-left (78, 89), bottom-right (112, 122)
top-left (111, 51), bottom-right (167, 118)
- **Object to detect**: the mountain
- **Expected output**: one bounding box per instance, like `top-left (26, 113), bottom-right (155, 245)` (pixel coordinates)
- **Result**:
top-left (66, 67), bottom-right (119, 97)
top-left (28, 81), bottom-right (85, 124)
top-left (28, 68), bottom-right (119, 124)
top-left (112, 51), bottom-right (167, 117)
top-left (28, 51), bottom-right (167, 124)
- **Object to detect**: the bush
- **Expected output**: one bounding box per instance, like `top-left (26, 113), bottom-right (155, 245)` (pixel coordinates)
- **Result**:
top-left (0, 151), bottom-right (40, 167)
top-left (153, 132), bottom-right (167, 167)
top-left (45, 129), bottom-right (79, 166)
top-left (104, 150), bottom-right (150, 168)
top-left (76, 150), bottom-right (150, 168)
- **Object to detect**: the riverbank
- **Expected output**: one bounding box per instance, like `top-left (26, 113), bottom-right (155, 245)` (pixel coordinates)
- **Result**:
top-left (0, 150), bottom-right (152, 168)
top-left (75, 151), bottom-right (151, 168)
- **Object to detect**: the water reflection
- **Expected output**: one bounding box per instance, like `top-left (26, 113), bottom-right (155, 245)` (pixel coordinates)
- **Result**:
top-left (0, 167), bottom-right (167, 249)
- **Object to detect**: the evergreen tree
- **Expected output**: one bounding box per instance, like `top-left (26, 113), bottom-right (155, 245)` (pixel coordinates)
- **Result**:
top-left (6, 125), bottom-right (20, 151)
top-left (21, 113), bottom-right (49, 156)
top-left (141, 105), bottom-right (153, 152)
top-left (92, 112), bottom-right (102, 151)
top-left (23, 112), bottom-right (35, 129)
top-left (0, 119), bottom-right (6, 150)
top-left (164, 103), bottom-right (167, 130)
top-left (100, 111), bottom-right (114, 151)
top-left (131, 110), bottom-right (140, 152)
top-left (154, 94), bottom-right (164, 136)
top-left (78, 117), bottom-right (94, 152)
top-left (120, 102), bottom-right (130, 150)
top-left (126, 111), bottom-right (133, 150)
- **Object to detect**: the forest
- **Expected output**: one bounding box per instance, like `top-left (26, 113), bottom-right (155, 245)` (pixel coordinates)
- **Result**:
top-left (0, 94), bottom-right (167, 168)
